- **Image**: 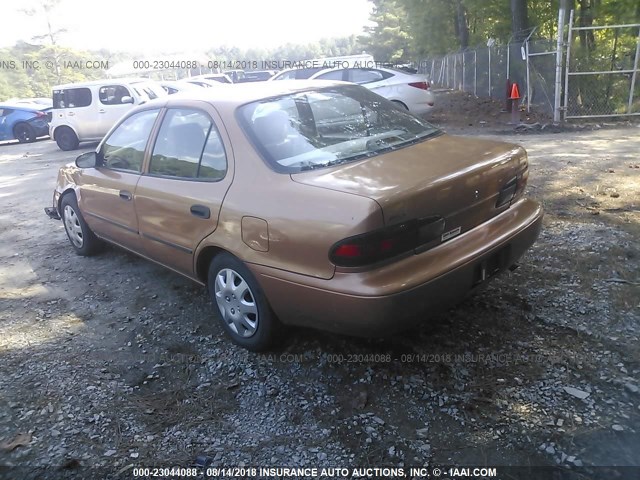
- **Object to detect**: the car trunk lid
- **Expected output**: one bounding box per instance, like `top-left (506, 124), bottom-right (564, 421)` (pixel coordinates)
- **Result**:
top-left (291, 134), bottom-right (526, 246)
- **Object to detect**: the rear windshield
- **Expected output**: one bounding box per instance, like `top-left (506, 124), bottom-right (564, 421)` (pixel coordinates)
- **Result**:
top-left (238, 85), bottom-right (440, 173)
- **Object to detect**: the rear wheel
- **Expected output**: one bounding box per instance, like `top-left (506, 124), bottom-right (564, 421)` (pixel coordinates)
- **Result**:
top-left (55, 127), bottom-right (79, 151)
top-left (391, 100), bottom-right (409, 110)
top-left (60, 194), bottom-right (103, 256)
top-left (208, 253), bottom-right (280, 351)
top-left (14, 123), bottom-right (35, 143)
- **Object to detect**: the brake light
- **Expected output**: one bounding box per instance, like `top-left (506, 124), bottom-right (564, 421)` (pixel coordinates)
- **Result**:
top-left (330, 217), bottom-right (444, 267)
top-left (409, 81), bottom-right (430, 90)
top-left (35, 111), bottom-right (47, 118)
top-left (496, 166), bottom-right (529, 208)
top-left (496, 176), bottom-right (518, 208)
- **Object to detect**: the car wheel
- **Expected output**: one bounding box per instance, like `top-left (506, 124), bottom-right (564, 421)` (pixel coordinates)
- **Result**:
top-left (14, 123), bottom-right (35, 143)
top-left (60, 194), bottom-right (103, 256)
top-left (55, 127), bottom-right (79, 151)
top-left (208, 253), bottom-right (279, 351)
top-left (391, 100), bottom-right (409, 110)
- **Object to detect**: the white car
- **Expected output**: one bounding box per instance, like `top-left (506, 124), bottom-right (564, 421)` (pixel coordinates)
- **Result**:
top-left (309, 67), bottom-right (435, 115)
top-left (50, 78), bottom-right (167, 151)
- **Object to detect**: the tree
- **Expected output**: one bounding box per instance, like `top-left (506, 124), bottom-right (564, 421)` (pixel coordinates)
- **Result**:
top-left (510, 0), bottom-right (530, 41)
top-left (359, 0), bottom-right (413, 62)
top-left (21, 0), bottom-right (67, 84)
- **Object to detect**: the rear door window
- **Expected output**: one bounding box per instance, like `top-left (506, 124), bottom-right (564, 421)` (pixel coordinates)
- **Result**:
top-left (347, 68), bottom-right (389, 84)
top-left (315, 70), bottom-right (347, 81)
top-left (149, 108), bottom-right (227, 181)
top-left (53, 88), bottom-right (92, 109)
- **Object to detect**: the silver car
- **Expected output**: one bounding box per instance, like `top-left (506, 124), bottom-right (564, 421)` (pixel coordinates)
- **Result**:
top-left (50, 78), bottom-right (167, 151)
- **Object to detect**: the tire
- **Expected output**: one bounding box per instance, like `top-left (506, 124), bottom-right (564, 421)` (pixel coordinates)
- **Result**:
top-left (14, 123), bottom-right (35, 143)
top-left (60, 194), bottom-right (103, 256)
top-left (55, 127), bottom-right (79, 151)
top-left (391, 100), bottom-right (409, 110)
top-left (208, 253), bottom-right (280, 351)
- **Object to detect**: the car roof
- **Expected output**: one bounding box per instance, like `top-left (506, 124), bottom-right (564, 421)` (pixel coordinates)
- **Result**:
top-left (52, 78), bottom-right (158, 89)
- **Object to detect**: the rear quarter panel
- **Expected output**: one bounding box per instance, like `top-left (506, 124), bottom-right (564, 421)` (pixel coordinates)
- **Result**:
top-left (194, 107), bottom-right (385, 280)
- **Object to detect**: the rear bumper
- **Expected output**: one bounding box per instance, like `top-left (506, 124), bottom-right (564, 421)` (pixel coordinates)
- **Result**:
top-left (44, 207), bottom-right (60, 220)
top-left (251, 198), bottom-right (543, 336)
top-left (45, 190), bottom-right (62, 220)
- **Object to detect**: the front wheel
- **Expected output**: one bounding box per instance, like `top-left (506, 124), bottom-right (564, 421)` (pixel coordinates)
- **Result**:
top-left (208, 253), bottom-right (280, 351)
top-left (14, 123), bottom-right (35, 143)
top-left (60, 194), bottom-right (103, 256)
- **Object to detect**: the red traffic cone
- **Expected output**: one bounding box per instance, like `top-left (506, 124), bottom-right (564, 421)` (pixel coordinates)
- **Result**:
top-left (509, 82), bottom-right (521, 100)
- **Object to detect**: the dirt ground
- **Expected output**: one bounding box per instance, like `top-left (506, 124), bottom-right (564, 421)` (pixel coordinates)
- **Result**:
top-left (0, 91), bottom-right (639, 480)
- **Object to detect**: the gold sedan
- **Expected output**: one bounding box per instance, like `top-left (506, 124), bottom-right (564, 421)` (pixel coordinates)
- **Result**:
top-left (46, 81), bottom-right (543, 351)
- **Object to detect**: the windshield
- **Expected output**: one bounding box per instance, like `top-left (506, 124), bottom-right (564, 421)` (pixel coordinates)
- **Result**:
top-left (238, 85), bottom-right (441, 173)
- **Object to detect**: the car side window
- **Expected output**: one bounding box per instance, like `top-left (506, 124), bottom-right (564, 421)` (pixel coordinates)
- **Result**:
top-left (150, 108), bottom-right (227, 181)
top-left (53, 88), bottom-right (92, 109)
top-left (348, 69), bottom-right (386, 84)
top-left (100, 109), bottom-right (160, 172)
top-left (98, 85), bottom-right (132, 105)
top-left (316, 70), bottom-right (346, 81)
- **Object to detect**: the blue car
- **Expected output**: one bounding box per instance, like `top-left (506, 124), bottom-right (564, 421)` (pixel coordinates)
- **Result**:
top-left (0, 103), bottom-right (51, 143)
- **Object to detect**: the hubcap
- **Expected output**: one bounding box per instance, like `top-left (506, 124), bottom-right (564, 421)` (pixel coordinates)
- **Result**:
top-left (214, 268), bottom-right (258, 338)
top-left (63, 205), bottom-right (84, 248)
top-left (16, 127), bottom-right (29, 142)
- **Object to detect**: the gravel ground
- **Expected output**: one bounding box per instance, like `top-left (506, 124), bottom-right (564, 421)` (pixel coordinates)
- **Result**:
top-left (0, 99), bottom-right (639, 480)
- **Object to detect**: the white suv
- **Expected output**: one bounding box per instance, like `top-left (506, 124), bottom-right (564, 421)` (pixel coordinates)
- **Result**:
top-left (50, 78), bottom-right (167, 151)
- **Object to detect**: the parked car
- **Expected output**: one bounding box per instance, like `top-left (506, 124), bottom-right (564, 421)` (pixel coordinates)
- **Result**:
top-left (310, 66), bottom-right (435, 114)
top-left (49, 78), bottom-right (167, 151)
top-left (159, 81), bottom-right (203, 95)
top-left (237, 70), bottom-right (277, 83)
top-left (0, 103), bottom-right (51, 143)
top-left (45, 81), bottom-right (543, 351)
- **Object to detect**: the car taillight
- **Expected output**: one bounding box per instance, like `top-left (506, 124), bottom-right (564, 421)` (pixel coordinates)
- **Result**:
top-left (330, 217), bottom-right (444, 267)
top-left (496, 176), bottom-right (518, 208)
top-left (35, 111), bottom-right (47, 118)
top-left (496, 166), bottom-right (529, 208)
top-left (409, 81), bottom-right (430, 90)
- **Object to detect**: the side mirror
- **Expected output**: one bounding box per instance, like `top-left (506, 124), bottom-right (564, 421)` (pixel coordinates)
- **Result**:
top-left (75, 151), bottom-right (97, 168)
top-left (120, 96), bottom-right (134, 104)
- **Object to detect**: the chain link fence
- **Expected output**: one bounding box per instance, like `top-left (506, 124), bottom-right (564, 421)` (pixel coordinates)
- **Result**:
top-left (418, 40), bottom-right (558, 117)
top-left (565, 21), bottom-right (640, 118)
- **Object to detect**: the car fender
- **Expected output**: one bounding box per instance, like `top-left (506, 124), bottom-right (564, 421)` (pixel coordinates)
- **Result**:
top-left (51, 123), bottom-right (79, 141)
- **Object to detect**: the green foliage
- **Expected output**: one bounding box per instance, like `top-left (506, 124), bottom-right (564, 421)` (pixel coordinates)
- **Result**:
top-left (359, 0), bottom-right (413, 62)
top-left (361, 0), bottom-right (640, 58)
top-left (0, 43), bottom-right (110, 100)
top-left (206, 35), bottom-right (365, 63)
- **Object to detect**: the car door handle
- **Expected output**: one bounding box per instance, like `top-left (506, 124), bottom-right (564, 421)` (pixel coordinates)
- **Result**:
top-left (98, 109), bottom-right (106, 113)
top-left (190, 205), bottom-right (210, 219)
top-left (67, 112), bottom-right (75, 116)
top-left (119, 190), bottom-right (132, 201)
